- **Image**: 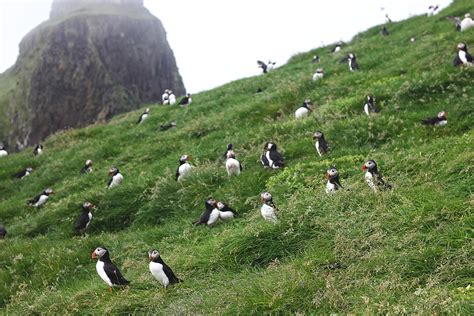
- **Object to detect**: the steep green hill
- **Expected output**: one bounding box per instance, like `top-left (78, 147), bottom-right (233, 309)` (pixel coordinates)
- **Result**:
top-left (0, 0), bottom-right (473, 314)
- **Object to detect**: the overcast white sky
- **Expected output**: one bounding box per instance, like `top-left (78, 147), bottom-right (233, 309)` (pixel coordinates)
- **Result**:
top-left (0, 0), bottom-right (452, 93)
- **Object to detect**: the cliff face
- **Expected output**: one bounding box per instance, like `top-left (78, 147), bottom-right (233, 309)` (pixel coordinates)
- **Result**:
top-left (0, 0), bottom-right (185, 149)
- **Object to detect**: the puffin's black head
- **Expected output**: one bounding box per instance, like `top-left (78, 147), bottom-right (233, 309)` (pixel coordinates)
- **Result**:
top-left (82, 202), bottom-right (95, 210)
top-left (313, 131), bottom-right (324, 140)
top-left (367, 95), bottom-right (374, 103)
top-left (260, 192), bottom-right (273, 204)
top-left (108, 167), bottom-right (119, 176)
top-left (179, 155), bottom-right (191, 163)
top-left (91, 246), bottom-right (109, 260)
top-left (325, 167), bottom-right (339, 180)
top-left (303, 99), bottom-right (313, 109)
top-left (362, 159), bottom-right (377, 172)
top-left (206, 197), bottom-right (217, 206)
top-left (437, 111), bottom-right (447, 119)
top-left (457, 42), bottom-right (467, 52)
top-left (226, 143), bottom-right (233, 150)
top-left (267, 142), bottom-right (277, 151)
top-left (85, 159), bottom-right (93, 167)
top-left (187, 93), bottom-right (192, 97)
top-left (148, 249), bottom-right (161, 262)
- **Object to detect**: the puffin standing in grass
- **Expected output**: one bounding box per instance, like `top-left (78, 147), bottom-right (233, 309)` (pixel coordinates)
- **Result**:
top-left (217, 201), bottom-right (237, 220)
top-left (421, 111), bottom-right (447, 126)
top-left (74, 202), bottom-right (95, 234)
top-left (267, 61), bottom-right (276, 71)
top-left (331, 43), bottom-right (342, 53)
top-left (137, 108), bottom-right (150, 124)
top-left (148, 249), bottom-right (182, 288)
top-left (313, 132), bottom-right (330, 157)
top-left (179, 93), bottom-right (192, 107)
top-left (13, 167), bottom-right (33, 179)
top-left (193, 198), bottom-right (220, 226)
top-left (453, 42), bottom-right (473, 66)
top-left (108, 167), bottom-right (123, 189)
top-left (265, 142), bottom-right (285, 169)
top-left (225, 150), bottom-right (242, 176)
top-left (0, 146), bottom-right (7, 157)
top-left (91, 247), bottom-right (130, 291)
top-left (33, 144), bottom-right (43, 156)
top-left (0, 225), bottom-right (6, 238)
top-left (348, 53), bottom-right (359, 71)
top-left (176, 155), bottom-right (192, 181)
top-left (364, 95), bottom-right (378, 116)
top-left (312, 68), bottom-right (324, 81)
top-left (362, 160), bottom-right (392, 192)
top-left (80, 160), bottom-right (93, 174)
top-left (325, 167), bottom-right (343, 193)
top-left (295, 99), bottom-right (313, 119)
top-left (28, 188), bottom-right (54, 207)
top-left (260, 192), bottom-right (278, 223)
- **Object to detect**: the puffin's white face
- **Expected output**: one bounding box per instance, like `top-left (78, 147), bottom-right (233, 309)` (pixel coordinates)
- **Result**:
top-left (91, 247), bottom-right (107, 259)
top-left (313, 132), bottom-right (323, 139)
top-left (45, 188), bottom-right (54, 195)
top-left (83, 202), bottom-right (95, 209)
top-left (457, 42), bottom-right (466, 50)
top-left (437, 111), bottom-right (446, 118)
top-left (26, 167), bottom-right (33, 172)
top-left (180, 155), bottom-right (190, 162)
top-left (86, 159), bottom-right (93, 166)
top-left (217, 201), bottom-right (225, 210)
top-left (145, 108), bottom-right (150, 113)
top-left (148, 249), bottom-right (160, 260)
top-left (326, 168), bottom-right (338, 178)
top-left (362, 160), bottom-right (377, 171)
top-left (348, 53), bottom-right (354, 59)
top-left (261, 192), bottom-right (272, 202)
top-left (108, 167), bottom-right (118, 175)
top-left (267, 143), bottom-right (275, 150)
top-left (316, 68), bottom-right (323, 73)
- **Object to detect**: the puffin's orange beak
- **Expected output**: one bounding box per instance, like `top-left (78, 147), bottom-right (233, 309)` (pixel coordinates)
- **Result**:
top-left (362, 165), bottom-right (367, 171)
top-left (91, 251), bottom-right (97, 259)
top-left (325, 173), bottom-right (330, 180)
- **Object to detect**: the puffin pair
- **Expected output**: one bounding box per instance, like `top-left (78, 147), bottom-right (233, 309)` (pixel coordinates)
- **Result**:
top-left (108, 167), bottom-right (123, 189)
top-left (13, 167), bottom-right (33, 179)
top-left (348, 53), bottom-right (360, 71)
top-left (257, 60), bottom-right (276, 74)
top-left (75, 202), bottom-right (95, 234)
top-left (453, 42), bottom-right (473, 67)
top-left (313, 132), bottom-right (330, 157)
top-left (421, 111), bottom-right (447, 126)
top-left (295, 99), bottom-right (313, 119)
top-left (0, 146), bottom-right (7, 157)
top-left (137, 108), bottom-right (150, 124)
top-left (362, 160), bottom-right (392, 192)
top-left (260, 142), bottom-right (285, 169)
top-left (312, 68), bottom-right (324, 81)
top-left (194, 198), bottom-right (237, 226)
top-left (33, 144), bottom-right (43, 156)
top-left (28, 188), bottom-right (54, 207)
top-left (225, 149), bottom-right (242, 176)
top-left (176, 155), bottom-right (192, 181)
top-left (260, 192), bottom-right (278, 223)
top-left (162, 89), bottom-right (176, 105)
top-left (364, 95), bottom-right (378, 116)
top-left (80, 160), bottom-right (93, 174)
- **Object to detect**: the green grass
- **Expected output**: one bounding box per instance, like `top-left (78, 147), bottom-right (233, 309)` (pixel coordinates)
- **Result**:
top-left (1, 0), bottom-right (473, 313)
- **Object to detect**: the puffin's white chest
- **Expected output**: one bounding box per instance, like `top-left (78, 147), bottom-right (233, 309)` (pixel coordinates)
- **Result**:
top-left (96, 261), bottom-right (112, 286)
top-left (109, 173), bottom-right (123, 188)
top-left (36, 148), bottom-right (43, 155)
top-left (312, 72), bottom-right (323, 81)
top-left (219, 210), bottom-right (235, 220)
top-left (315, 141), bottom-right (322, 156)
top-left (364, 103), bottom-right (371, 116)
top-left (178, 163), bottom-right (192, 181)
top-left (149, 261), bottom-right (169, 287)
top-left (140, 113), bottom-right (149, 123)
top-left (435, 120), bottom-right (447, 126)
top-left (261, 204), bottom-right (277, 223)
top-left (226, 158), bottom-right (241, 175)
top-left (0, 150), bottom-right (7, 157)
top-left (365, 172), bottom-right (377, 192)
top-left (169, 95), bottom-right (176, 105)
top-left (35, 195), bottom-right (49, 207)
top-left (86, 212), bottom-right (93, 228)
top-left (22, 171), bottom-right (31, 179)
top-left (207, 209), bottom-right (220, 226)
top-left (295, 107), bottom-right (309, 119)
top-left (326, 181), bottom-right (336, 194)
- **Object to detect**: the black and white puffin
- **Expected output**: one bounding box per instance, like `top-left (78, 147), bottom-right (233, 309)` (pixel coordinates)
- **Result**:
top-left (168, 90), bottom-right (176, 105)
top-left (362, 159), bottom-right (392, 192)
top-left (176, 155), bottom-right (192, 181)
top-left (312, 68), bottom-right (324, 81)
top-left (74, 202), bottom-right (95, 234)
top-left (295, 99), bottom-right (313, 119)
top-left (137, 108), bottom-right (150, 124)
top-left (223, 143), bottom-right (233, 159)
top-left (453, 42), bottom-right (473, 67)
top-left (225, 150), bottom-right (242, 176)
top-left (347, 53), bottom-right (359, 71)
top-left (312, 55), bottom-right (320, 63)
top-left (193, 198), bottom-right (220, 226)
top-left (148, 249), bottom-right (182, 288)
top-left (331, 42), bottom-right (342, 53)
top-left (91, 247), bottom-right (130, 291)
top-left (313, 132), bottom-right (330, 157)
top-left (28, 188), bottom-right (54, 207)
top-left (381, 26), bottom-right (389, 36)
top-left (260, 192), bottom-right (277, 223)
top-left (160, 121), bottom-right (177, 131)
top-left (162, 89), bottom-right (170, 105)
top-left (257, 60), bottom-right (268, 73)
top-left (364, 95), bottom-right (378, 116)
top-left (80, 160), bottom-right (93, 174)
top-left (421, 111), bottom-right (447, 126)
top-left (179, 93), bottom-right (192, 107)
top-left (13, 167), bottom-right (33, 179)
top-left (325, 167), bottom-right (343, 193)
top-left (260, 143), bottom-right (270, 167)
top-left (0, 145), bottom-right (7, 157)
top-left (217, 201), bottom-right (237, 220)
top-left (33, 144), bottom-right (43, 156)
top-left (108, 167), bottom-right (123, 189)
top-left (265, 142), bottom-right (285, 169)
top-left (0, 225), bottom-right (6, 238)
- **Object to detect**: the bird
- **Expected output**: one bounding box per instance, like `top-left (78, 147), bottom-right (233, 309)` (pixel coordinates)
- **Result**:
top-left (427, 5), bottom-right (439, 16)
top-left (148, 249), bottom-right (182, 288)
top-left (362, 159), bottom-right (392, 192)
top-left (313, 132), bottom-right (330, 157)
top-left (222, 143), bottom-right (233, 159)
top-left (74, 202), bottom-right (95, 234)
top-left (217, 201), bottom-right (237, 220)
top-left (176, 155), bottom-right (192, 181)
top-left (325, 167), bottom-right (343, 193)
top-left (0, 145), bottom-right (7, 157)
top-left (331, 42), bottom-right (342, 53)
top-left (168, 91), bottom-right (176, 105)
top-left (260, 192), bottom-right (277, 223)
top-left (80, 160), bottom-right (93, 174)
top-left (33, 144), bottom-right (43, 156)
top-left (295, 99), bottom-right (313, 119)
top-left (459, 13), bottom-right (474, 31)
top-left (13, 167), bottom-right (33, 179)
top-left (312, 68), bottom-right (324, 81)
top-left (193, 198), bottom-right (220, 226)
top-left (107, 167), bottom-right (123, 189)
top-left (28, 188), bottom-right (54, 207)
top-left (137, 108), bottom-right (150, 124)
top-left (267, 61), bottom-right (276, 71)
top-left (347, 53), bottom-right (359, 71)
top-left (265, 142), bottom-right (285, 169)
top-left (453, 42), bottom-right (473, 67)
top-left (178, 93), bottom-right (192, 107)
top-left (364, 95), bottom-right (378, 116)
top-left (381, 26), bottom-right (389, 36)
top-left (0, 225), bottom-right (6, 238)
top-left (421, 111), bottom-right (447, 126)
top-left (225, 150), bottom-right (242, 176)
top-left (312, 55), bottom-right (320, 63)
top-left (160, 121), bottom-right (177, 131)
top-left (162, 89), bottom-right (170, 105)
top-left (260, 143), bottom-right (271, 168)
top-left (257, 60), bottom-right (268, 73)
top-left (91, 247), bottom-right (130, 291)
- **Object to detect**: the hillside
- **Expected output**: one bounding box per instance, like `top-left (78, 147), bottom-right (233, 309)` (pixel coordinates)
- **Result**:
top-left (0, 0), bottom-right (473, 314)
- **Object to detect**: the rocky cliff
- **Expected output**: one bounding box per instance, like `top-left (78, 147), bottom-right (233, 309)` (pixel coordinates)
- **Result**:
top-left (0, 0), bottom-right (185, 149)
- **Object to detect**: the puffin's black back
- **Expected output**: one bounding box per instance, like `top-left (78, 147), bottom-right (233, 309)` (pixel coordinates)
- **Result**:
top-left (100, 253), bottom-right (130, 286)
top-left (154, 256), bottom-right (182, 284)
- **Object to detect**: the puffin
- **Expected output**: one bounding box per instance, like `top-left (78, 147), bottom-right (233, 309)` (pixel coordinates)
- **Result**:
top-left (427, 5), bottom-right (439, 16)
top-left (162, 89), bottom-right (170, 105)
top-left (453, 42), bottom-right (473, 66)
top-left (313, 132), bottom-right (330, 157)
top-left (80, 160), bottom-right (93, 174)
top-left (225, 150), bottom-right (242, 176)
top-left (178, 93), bottom-right (192, 107)
top-left (265, 142), bottom-right (285, 169)
top-left (267, 61), bottom-right (276, 71)
top-left (74, 202), bottom-right (95, 234)
top-left (0, 225), bottom-right (6, 238)
top-left (193, 198), bottom-right (220, 226)
top-left (108, 167), bottom-right (123, 189)
top-left (348, 53), bottom-right (359, 71)
top-left (460, 13), bottom-right (474, 32)
top-left (168, 91), bottom-right (176, 105)
top-left (312, 68), bottom-right (324, 81)
top-left (91, 247), bottom-right (130, 291)
top-left (260, 192), bottom-right (277, 223)
top-left (176, 155), bottom-right (192, 181)
top-left (295, 99), bottom-right (313, 119)
top-left (222, 143), bottom-right (233, 159)
top-left (0, 146), bottom-right (7, 157)
top-left (325, 167), bottom-right (343, 193)
top-left (381, 26), bottom-right (389, 36)
top-left (364, 95), bottom-right (378, 116)
top-left (257, 60), bottom-right (268, 74)
top-left (13, 167), bottom-right (33, 179)
top-left (137, 108), bottom-right (150, 124)
top-left (362, 160), bottom-right (392, 192)
top-left (33, 144), bottom-right (43, 156)
top-left (312, 55), bottom-right (320, 63)
top-left (421, 111), bottom-right (447, 126)
top-left (148, 249), bottom-right (182, 288)
top-left (331, 43), bottom-right (342, 53)
top-left (260, 143), bottom-right (270, 168)
top-left (160, 121), bottom-right (177, 131)
top-left (217, 201), bottom-right (237, 220)
top-left (28, 188), bottom-right (54, 207)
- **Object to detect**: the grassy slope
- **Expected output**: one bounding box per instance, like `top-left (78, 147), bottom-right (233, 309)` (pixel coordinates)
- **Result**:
top-left (0, 0), bottom-right (473, 313)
